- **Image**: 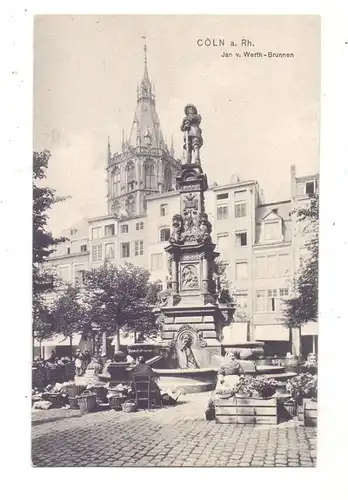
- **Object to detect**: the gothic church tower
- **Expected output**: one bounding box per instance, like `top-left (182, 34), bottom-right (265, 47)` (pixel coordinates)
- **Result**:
top-left (106, 45), bottom-right (181, 217)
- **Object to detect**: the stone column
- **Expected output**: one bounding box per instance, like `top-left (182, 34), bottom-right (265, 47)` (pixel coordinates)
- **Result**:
top-left (202, 256), bottom-right (209, 293)
top-left (171, 258), bottom-right (178, 293)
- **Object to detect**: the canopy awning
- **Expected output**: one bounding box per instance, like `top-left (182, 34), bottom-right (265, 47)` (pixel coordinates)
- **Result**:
top-left (301, 322), bottom-right (318, 336)
top-left (34, 333), bottom-right (82, 347)
top-left (111, 331), bottom-right (136, 346)
top-left (222, 322), bottom-right (248, 344)
top-left (255, 324), bottom-right (290, 342)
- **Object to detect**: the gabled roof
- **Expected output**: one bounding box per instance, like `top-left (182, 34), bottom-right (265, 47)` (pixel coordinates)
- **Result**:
top-left (261, 208), bottom-right (283, 221)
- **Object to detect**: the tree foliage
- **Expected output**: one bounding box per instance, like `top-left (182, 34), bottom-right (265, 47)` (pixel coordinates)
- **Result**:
top-left (33, 150), bottom-right (68, 337)
top-left (283, 192), bottom-right (319, 327)
top-left (50, 283), bottom-right (90, 339)
top-left (81, 262), bottom-right (160, 349)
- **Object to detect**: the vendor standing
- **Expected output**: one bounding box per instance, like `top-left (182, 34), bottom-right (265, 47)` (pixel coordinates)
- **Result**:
top-left (215, 352), bottom-right (244, 394)
top-left (74, 350), bottom-right (84, 377)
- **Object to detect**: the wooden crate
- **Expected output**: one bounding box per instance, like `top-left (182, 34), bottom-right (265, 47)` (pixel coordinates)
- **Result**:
top-left (304, 398), bottom-right (317, 427)
top-left (215, 396), bottom-right (279, 425)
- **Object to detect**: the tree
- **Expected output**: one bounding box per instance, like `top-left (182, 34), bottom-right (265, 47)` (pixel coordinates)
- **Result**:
top-left (283, 192), bottom-right (319, 328)
top-left (33, 150), bottom-right (68, 338)
top-left (82, 262), bottom-right (159, 351)
top-left (50, 283), bottom-right (90, 353)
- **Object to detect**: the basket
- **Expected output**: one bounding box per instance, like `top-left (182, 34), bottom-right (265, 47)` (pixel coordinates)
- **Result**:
top-left (66, 384), bottom-right (87, 398)
top-left (109, 394), bottom-right (125, 411)
top-left (121, 401), bottom-right (137, 413)
top-left (68, 396), bottom-right (79, 410)
top-left (76, 390), bottom-right (97, 414)
top-left (43, 392), bottom-right (63, 408)
top-left (89, 385), bottom-right (108, 403)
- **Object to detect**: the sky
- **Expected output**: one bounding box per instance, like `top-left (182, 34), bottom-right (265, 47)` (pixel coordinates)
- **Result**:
top-left (34, 15), bottom-right (320, 235)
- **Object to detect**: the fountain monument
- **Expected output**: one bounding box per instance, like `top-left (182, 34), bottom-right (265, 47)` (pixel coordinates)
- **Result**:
top-left (152, 105), bottom-right (234, 392)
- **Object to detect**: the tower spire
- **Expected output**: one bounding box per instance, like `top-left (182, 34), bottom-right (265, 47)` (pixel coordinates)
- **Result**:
top-left (170, 136), bottom-right (175, 157)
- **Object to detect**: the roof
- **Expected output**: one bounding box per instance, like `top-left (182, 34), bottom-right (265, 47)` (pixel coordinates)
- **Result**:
top-left (34, 333), bottom-right (82, 347)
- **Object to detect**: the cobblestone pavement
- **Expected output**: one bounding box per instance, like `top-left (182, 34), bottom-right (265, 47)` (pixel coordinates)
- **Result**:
top-left (32, 393), bottom-right (316, 467)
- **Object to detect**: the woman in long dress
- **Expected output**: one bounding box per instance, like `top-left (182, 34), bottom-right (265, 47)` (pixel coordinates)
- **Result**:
top-left (215, 352), bottom-right (244, 396)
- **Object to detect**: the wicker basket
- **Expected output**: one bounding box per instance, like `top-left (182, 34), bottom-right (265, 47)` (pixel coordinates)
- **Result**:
top-left (109, 395), bottom-right (125, 411)
top-left (66, 385), bottom-right (87, 398)
top-left (121, 401), bottom-right (137, 413)
top-left (76, 390), bottom-right (97, 414)
top-left (43, 392), bottom-right (63, 408)
top-left (89, 385), bottom-right (108, 403)
top-left (68, 396), bottom-right (79, 409)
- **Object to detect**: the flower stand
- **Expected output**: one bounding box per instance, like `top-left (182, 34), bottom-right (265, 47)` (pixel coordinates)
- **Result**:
top-left (215, 396), bottom-right (279, 424)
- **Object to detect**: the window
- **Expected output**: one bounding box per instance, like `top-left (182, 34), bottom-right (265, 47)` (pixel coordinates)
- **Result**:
top-left (104, 224), bottom-right (115, 237)
top-left (256, 256), bottom-right (266, 278)
top-left (92, 227), bottom-right (102, 240)
top-left (217, 205), bottom-right (229, 220)
top-left (236, 291), bottom-right (248, 310)
top-left (120, 224), bottom-right (129, 234)
top-left (216, 192), bottom-right (228, 200)
top-left (217, 233), bottom-right (230, 256)
top-left (235, 201), bottom-right (247, 218)
top-left (264, 220), bottom-right (281, 241)
top-left (92, 244), bottom-right (102, 262)
top-left (305, 180), bottom-right (316, 195)
top-left (67, 247), bottom-right (71, 255)
top-left (136, 222), bottom-right (144, 231)
top-left (151, 253), bottom-right (163, 271)
top-left (145, 161), bottom-right (156, 189)
top-left (160, 204), bottom-right (168, 216)
top-left (135, 240), bottom-right (144, 256)
top-left (105, 243), bottom-right (115, 260)
top-left (279, 254), bottom-right (290, 276)
top-left (160, 228), bottom-right (171, 242)
top-left (80, 244), bottom-right (87, 252)
top-left (128, 181), bottom-right (135, 192)
top-left (121, 242), bottom-right (130, 258)
top-left (279, 288), bottom-right (289, 310)
top-left (267, 255), bottom-right (278, 277)
top-left (236, 231), bottom-right (247, 247)
top-left (235, 260), bottom-right (248, 280)
top-left (112, 171), bottom-right (120, 198)
top-left (267, 289), bottom-right (278, 312)
top-left (256, 290), bottom-right (266, 312)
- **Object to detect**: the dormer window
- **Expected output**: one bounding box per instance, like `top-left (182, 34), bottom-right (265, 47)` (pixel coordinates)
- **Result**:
top-left (264, 221), bottom-right (281, 241)
top-left (260, 209), bottom-right (284, 244)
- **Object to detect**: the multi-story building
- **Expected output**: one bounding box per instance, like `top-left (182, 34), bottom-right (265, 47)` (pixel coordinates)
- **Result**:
top-left (45, 48), bottom-right (318, 358)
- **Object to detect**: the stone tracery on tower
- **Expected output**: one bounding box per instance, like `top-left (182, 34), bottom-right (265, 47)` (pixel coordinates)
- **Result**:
top-left (106, 44), bottom-right (180, 218)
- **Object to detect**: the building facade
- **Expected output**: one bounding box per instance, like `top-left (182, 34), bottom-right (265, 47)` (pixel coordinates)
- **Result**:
top-left (45, 48), bottom-right (318, 357)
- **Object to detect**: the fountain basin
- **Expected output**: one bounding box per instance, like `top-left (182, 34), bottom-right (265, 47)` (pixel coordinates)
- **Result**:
top-left (256, 365), bottom-right (285, 375)
top-left (154, 367), bottom-right (217, 394)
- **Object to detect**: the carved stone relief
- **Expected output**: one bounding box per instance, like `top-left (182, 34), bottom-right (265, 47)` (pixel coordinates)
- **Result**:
top-left (181, 264), bottom-right (199, 290)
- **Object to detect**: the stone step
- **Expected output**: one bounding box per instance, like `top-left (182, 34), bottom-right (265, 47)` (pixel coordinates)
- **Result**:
top-left (158, 377), bottom-right (214, 394)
